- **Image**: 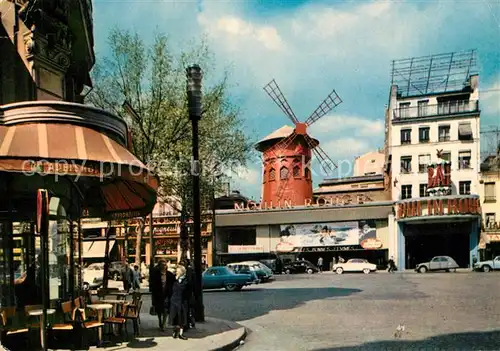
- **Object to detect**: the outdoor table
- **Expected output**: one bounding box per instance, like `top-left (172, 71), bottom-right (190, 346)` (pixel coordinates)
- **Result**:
top-left (105, 291), bottom-right (129, 300)
top-left (100, 299), bottom-right (129, 315)
top-left (88, 304), bottom-right (112, 347)
top-left (27, 308), bottom-right (56, 350)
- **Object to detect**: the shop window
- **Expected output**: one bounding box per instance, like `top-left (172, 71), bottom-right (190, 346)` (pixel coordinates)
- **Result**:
top-left (419, 127), bottom-right (430, 143)
top-left (484, 182), bottom-right (496, 202)
top-left (269, 168), bottom-right (276, 181)
top-left (401, 185), bottom-right (412, 199)
top-left (293, 165), bottom-right (300, 178)
top-left (438, 125), bottom-right (450, 142)
top-left (400, 129), bottom-right (411, 144)
top-left (280, 166), bottom-right (289, 180)
top-left (458, 150), bottom-right (471, 170)
top-left (400, 156), bottom-right (412, 173)
top-left (419, 184), bottom-right (428, 197)
top-left (459, 181), bottom-right (471, 195)
top-left (418, 154), bottom-right (430, 173)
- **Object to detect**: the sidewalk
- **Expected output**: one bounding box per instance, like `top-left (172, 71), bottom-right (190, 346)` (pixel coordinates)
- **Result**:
top-left (102, 315), bottom-right (246, 351)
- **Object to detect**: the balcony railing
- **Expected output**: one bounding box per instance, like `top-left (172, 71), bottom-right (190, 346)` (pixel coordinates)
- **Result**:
top-left (393, 100), bottom-right (479, 119)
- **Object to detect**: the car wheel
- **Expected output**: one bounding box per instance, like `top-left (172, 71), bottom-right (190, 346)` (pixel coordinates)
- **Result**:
top-left (307, 268), bottom-right (314, 274)
top-left (285, 269), bottom-right (291, 274)
top-left (418, 266), bottom-right (428, 273)
top-left (224, 283), bottom-right (238, 292)
top-left (234, 285), bottom-right (243, 291)
top-left (483, 265), bottom-right (491, 273)
top-left (112, 272), bottom-right (120, 281)
top-left (362, 268), bottom-right (370, 274)
top-left (83, 282), bottom-right (90, 290)
top-left (336, 267), bottom-right (344, 275)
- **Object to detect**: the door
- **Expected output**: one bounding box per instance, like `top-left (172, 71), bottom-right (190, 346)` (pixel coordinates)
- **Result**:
top-left (202, 268), bottom-right (218, 289)
top-left (429, 257), bottom-right (442, 270)
top-left (494, 257), bottom-right (500, 270)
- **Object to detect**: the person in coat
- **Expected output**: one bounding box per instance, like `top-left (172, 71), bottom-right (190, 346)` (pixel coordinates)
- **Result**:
top-left (150, 260), bottom-right (175, 331)
top-left (169, 264), bottom-right (191, 340)
top-left (179, 258), bottom-right (196, 330)
top-left (122, 264), bottom-right (133, 292)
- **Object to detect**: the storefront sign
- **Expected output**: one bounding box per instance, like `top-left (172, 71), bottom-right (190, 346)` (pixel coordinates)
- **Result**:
top-left (234, 194), bottom-right (374, 211)
top-left (301, 245), bottom-right (361, 252)
top-left (276, 242), bottom-right (295, 252)
top-left (397, 197), bottom-right (481, 219)
top-left (361, 238), bottom-right (383, 250)
top-left (228, 245), bottom-right (265, 253)
top-left (487, 234), bottom-right (500, 242)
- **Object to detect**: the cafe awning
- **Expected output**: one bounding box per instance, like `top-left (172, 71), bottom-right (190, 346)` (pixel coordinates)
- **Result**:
top-left (0, 122), bottom-right (158, 219)
top-left (82, 240), bottom-right (116, 258)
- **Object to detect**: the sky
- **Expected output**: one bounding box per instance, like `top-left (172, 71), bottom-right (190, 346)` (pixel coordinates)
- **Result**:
top-left (92, 0), bottom-right (500, 200)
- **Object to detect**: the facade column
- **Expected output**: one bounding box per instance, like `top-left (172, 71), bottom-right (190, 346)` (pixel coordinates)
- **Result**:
top-left (207, 239), bottom-right (213, 267)
top-left (397, 222), bottom-right (406, 270)
top-left (469, 218), bottom-right (479, 268)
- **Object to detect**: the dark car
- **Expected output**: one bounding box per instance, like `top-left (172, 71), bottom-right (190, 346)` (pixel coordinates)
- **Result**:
top-left (109, 261), bottom-right (128, 281)
top-left (283, 260), bottom-right (319, 274)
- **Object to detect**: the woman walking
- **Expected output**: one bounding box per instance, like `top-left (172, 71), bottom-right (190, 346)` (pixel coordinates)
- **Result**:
top-left (169, 264), bottom-right (192, 340)
top-left (150, 260), bottom-right (174, 331)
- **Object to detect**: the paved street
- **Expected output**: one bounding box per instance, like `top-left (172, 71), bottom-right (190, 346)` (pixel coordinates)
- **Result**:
top-left (198, 271), bottom-right (500, 350)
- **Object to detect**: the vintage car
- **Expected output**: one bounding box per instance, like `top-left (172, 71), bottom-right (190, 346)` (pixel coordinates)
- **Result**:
top-left (226, 263), bottom-right (261, 284)
top-left (473, 256), bottom-right (500, 272)
top-left (283, 260), bottom-right (319, 274)
top-left (333, 258), bottom-right (377, 274)
top-left (202, 266), bottom-right (254, 291)
top-left (415, 256), bottom-right (459, 273)
top-left (82, 263), bottom-right (104, 290)
top-left (237, 261), bottom-right (274, 282)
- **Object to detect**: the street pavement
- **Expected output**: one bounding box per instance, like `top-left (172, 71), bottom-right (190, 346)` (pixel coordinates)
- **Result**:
top-left (197, 271), bottom-right (500, 351)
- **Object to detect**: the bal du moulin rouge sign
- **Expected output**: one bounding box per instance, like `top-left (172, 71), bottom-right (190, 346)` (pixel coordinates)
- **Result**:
top-left (397, 197), bottom-right (481, 220)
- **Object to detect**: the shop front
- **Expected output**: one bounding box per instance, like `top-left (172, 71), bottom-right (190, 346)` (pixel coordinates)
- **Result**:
top-left (395, 195), bottom-right (481, 269)
top-left (215, 201), bottom-right (393, 269)
top-left (0, 101), bottom-right (158, 349)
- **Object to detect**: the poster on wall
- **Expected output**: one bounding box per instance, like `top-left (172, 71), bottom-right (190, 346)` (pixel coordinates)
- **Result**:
top-left (277, 220), bottom-right (377, 250)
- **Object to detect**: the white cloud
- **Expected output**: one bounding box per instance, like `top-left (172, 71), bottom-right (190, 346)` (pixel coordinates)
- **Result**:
top-left (309, 115), bottom-right (384, 138)
top-left (481, 79), bottom-right (500, 123)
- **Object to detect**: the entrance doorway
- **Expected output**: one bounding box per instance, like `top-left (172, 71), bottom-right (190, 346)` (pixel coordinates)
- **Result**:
top-left (404, 221), bottom-right (471, 268)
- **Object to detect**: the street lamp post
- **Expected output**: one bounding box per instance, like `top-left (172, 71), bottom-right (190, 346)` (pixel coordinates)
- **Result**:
top-left (186, 64), bottom-right (204, 322)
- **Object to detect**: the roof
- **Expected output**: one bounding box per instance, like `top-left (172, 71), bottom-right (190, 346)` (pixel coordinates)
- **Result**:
top-left (255, 125), bottom-right (319, 152)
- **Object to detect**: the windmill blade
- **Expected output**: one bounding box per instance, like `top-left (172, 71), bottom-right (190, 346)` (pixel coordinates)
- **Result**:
top-left (263, 79), bottom-right (300, 124)
top-left (304, 134), bottom-right (337, 176)
top-left (275, 170), bottom-right (291, 201)
top-left (305, 90), bottom-right (342, 126)
top-left (267, 132), bottom-right (297, 159)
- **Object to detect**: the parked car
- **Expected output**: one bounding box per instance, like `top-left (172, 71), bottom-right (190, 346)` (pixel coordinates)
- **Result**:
top-left (283, 260), bottom-right (319, 274)
top-left (108, 261), bottom-right (127, 281)
top-left (333, 258), bottom-right (377, 274)
top-left (202, 266), bottom-right (253, 291)
top-left (473, 256), bottom-right (500, 272)
top-left (238, 261), bottom-right (273, 282)
top-left (415, 256), bottom-right (459, 273)
top-left (227, 263), bottom-right (260, 284)
top-left (83, 263), bottom-right (104, 290)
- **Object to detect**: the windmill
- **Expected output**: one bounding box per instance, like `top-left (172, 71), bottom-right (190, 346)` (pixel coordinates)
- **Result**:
top-left (258, 79), bottom-right (342, 204)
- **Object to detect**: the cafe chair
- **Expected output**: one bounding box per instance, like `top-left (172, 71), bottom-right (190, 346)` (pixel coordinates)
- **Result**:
top-left (122, 293), bottom-right (142, 337)
top-left (48, 301), bottom-right (75, 349)
top-left (0, 307), bottom-right (29, 350)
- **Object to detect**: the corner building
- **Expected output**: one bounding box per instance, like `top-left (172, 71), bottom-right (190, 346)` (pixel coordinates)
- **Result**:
top-left (385, 51), bottom-right (481, 270)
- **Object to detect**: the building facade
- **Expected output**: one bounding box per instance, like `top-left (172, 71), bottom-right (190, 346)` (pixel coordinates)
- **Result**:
top-left (479, 152), bottom-right (500, 259)
top-left (386, 51), bottom-right (482, 270)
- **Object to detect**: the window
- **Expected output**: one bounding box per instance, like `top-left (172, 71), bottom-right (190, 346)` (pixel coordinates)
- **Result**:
top-left (441, 151), bottom-right (451, 162)
top-left (400, 129), bottom-right (411, 144)
top-left (458, 122), bottom-right (473, 141)
top-left (401, 185), bottom-right (412, 199)
top-left (417, 100), bottom-right (428, 117)
top-left (293, 165), bottom-right (300, 178)
top-left (418, 154), bottom-right (430, 173)
top-left (399, 102), bottom-right (410, 118)
top-left (400, 156), bottom-right (412, 173)
top-left (305, 168), bottom-right (311, 179)
top-left (459, 181), bottom-right (471, 195)
top-left (458, 150), bottom-right (471, 170)
top-left (269, 168), bottom-right (276, 181)
top-left (484, 182), bottom-right (496, 202)
top-left (419, 184), bottom-right (428, 197)
top-left (438, 125), bottom-right (450, 142)
top-left (263, 170), bottom-right (266, 183)
top-left (419, 127), bottom-right (430, 143)
top-left (280, 166), bottom-right (289, 180)
top-left (486, 213), bottom-right (496, 229)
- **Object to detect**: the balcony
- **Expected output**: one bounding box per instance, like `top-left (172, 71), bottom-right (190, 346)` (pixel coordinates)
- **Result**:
top-left (393, 100), bottom-right (479, 120)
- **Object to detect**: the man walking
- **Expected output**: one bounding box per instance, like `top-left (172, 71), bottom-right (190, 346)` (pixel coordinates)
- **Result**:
top-left (317, 256), bottom-right (324, 273)
top-left (388, 256), bottom-right (397, 273)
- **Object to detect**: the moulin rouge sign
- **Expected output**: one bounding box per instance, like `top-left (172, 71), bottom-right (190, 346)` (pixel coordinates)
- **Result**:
top-left (397, 196), bottom-right (481, 220)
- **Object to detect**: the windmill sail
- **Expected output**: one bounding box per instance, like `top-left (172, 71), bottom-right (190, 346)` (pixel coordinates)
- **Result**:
top-left (263, 79), bottom-right (299, 124)
top-left (305, 90), bottom-right (342, 126)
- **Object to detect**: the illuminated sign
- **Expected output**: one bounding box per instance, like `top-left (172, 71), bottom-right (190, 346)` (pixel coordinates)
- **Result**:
top-left (361, 238), bottom-right (383, 250)
top-left (397, 197), bottom-right (481, 219)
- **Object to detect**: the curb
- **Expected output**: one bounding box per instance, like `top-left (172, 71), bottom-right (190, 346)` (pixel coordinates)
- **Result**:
top-left (206, 317), bottom-right (247, 351)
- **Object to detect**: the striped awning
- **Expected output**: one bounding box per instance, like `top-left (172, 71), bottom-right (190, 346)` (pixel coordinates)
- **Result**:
top-left (0, 123), bottom-right (158, 219)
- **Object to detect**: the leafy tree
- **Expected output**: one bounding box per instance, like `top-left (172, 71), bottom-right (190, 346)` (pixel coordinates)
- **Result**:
top-left (86, 28), bottom-right (253, 265)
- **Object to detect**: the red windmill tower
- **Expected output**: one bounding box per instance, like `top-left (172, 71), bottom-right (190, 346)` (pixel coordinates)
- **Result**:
top-left (256, 79), bottom-right (342, 206)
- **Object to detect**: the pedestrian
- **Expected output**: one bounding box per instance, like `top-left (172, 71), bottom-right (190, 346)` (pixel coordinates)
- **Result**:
top-left (317, 256), bottom-right (324, 272)
top-left (122, 264), bottom-right (133, 292)
top-left (388, 256), bottom-right (397, 273)
top-left (180, 258), bottom-right (196, 330)
top-left (150, 259), bottom-right (175, 331)
top-left (132, 265), bottom-right (141, 290)
top-left (169, 264), bottom-right (191, 340)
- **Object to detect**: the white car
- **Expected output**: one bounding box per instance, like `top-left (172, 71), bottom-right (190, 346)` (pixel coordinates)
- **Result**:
top-left (474, 256), bottom-right (500, 272)
top-left (333, 259), bottom-right (377, 274)
top-left (83, 263), bottom-right (105, 289)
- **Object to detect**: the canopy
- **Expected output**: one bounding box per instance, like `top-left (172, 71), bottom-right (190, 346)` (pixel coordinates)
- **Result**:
top-left (82, 240), bottom-right (116, 258)
top-left (0, 122), bottom-right (158, 219)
